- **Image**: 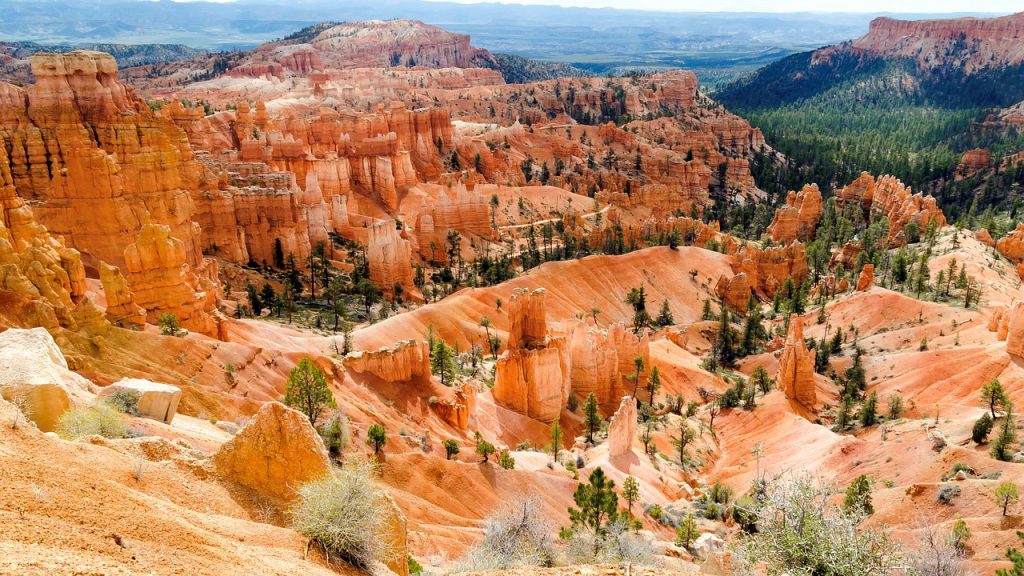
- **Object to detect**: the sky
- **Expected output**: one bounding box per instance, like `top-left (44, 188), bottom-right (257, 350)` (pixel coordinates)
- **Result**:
top-left (433, 0), bottom-right (1021, 13)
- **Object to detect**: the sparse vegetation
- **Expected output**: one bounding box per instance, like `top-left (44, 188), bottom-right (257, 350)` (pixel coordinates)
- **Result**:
top-left (56, 402), bottom-right (129, 440)
top-left (291, 459), bottom-right (400, 569)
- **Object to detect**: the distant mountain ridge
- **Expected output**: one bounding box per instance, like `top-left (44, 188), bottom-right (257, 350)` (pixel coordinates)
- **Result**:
top-left (111, 20), bottom-right (591, 88)
top-left (717, 11), bottom-right (1024, 110)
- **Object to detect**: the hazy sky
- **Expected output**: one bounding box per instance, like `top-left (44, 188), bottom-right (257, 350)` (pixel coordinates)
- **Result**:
top-left (434, 0), bottom-right (1020, 13)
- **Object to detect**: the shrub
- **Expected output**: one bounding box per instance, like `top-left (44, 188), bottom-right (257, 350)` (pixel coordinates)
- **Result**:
top-left (843, 475), bottom-right (874, 516)
top-left (497, 450), bottom-right (516, 470)
top-left (158, 313), bottom-right (183, 336)
top-left (936, 484), bottom-right (961, 505)
top-left (646, 504), bottom-right (663, 521)
top-left (457, 495), bottom-right (555, 570)
top-left (407, 555), bottom-right (423, 574)
top-left (972, 413), bottom-right (993, 444)
top-left (564, 517), bottom-right (654, 567)
top-left (57, 403), bottom-right (129, 440)
top-left (708, 481), bottom-right (734, 505)
top-left (443, 439), bottom-right (460, 460)
top-left (290, 460), bottom-right (399, 569)
top-left (905, 519), bottom-right (973, 576)
top-left (733, 473), bottom-right (902, 575)
top-left (318, 416), bottom-right (348, 458)
top-left (702, 501), bottom-right (726, 520)
top-left (104, 389), bottom-right (140, 416)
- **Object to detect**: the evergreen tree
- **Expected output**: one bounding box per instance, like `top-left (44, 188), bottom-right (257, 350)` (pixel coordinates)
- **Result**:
top-left (860, 391), bottom-right (878, 427)
top-left (366, 423), bottom-right (387, 455)
top-left (655, 299), bottom-right (675, 327)
top-left (430, 337), bottom-right (457, 386)
top-left (843, 475), bottom-right (874, 516)
top-left (983, 379), bottom-right (1009, 418)
top-left (567, 467), bottom-right (620, 545)
top-left (442, 439), bottom-right (460, 460)
top-left (284, 358), bottom-right (335, 426)
top-left (549, 419), bottom-right (563, 462)
top-left (583, 393), bottom-right (601, 444)
top-left (622, 476), bottom-right (640, 517)
top-left (991, 404), bottom-right (1017, 462)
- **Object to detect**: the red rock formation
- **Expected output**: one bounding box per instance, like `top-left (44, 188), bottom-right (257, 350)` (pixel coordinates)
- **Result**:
top-left (493, 288), bottom-right (570, 422)
top-left (716, 272), bottom-right (753, 312)
top-left (836, 173), bottom-right (946, 246)
top-left (122, 224), bottom-right (218, 335)
top-left (990, 305), bottom-right (1010, 341)
top-left (367, 220), bottom-right (415, 298)
top-left (956, 149), bottom-right (992, 179)
top-left (98, 262), bottom-right (145, 329)
top-left (776, 317), bottom-right (816, 409)
top-left (606, 395), bottom-right (637, 457)
top-left (436, 383), bottom-right (476, 430)
top-left (493, 345), bottom-right (568, 423)
top-left (766, 184), bottom-right (822, 243)
top-left (831, 12), bottom-right (1024, 73)
top-left (976, 228), bottom-right (996, 247)
top-left (414, 182), bottom-right (495, 259)
top-left (226, 20), bottom-right (495, 79)
top-left (506, 288), bottom-right (549, 349)
top-left (567, 321), bottom-right (649, 414)
top-left (0, 52), bottom-right (220, 332)
top-left (997, 224), bottom-right (1024, 273)
top-left (344, 339), bottom-right (429, 383)
top-left (856, 264), bottom-right (875, 291)
top-left (732, 243), bottom-right (808, 299)
top-left (1006, 302), bottom-right (1024, 358)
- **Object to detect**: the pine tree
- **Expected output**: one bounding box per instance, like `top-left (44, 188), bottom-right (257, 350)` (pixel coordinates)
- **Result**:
top-left (284, 358), bottom-right (335, 425)
top-left (982, 379), bottom-right (1009, 418)
top-left (366, 423), bottom-right (387, 455)
top-left (860, 391), bottom-right (878, 427)
top-left (672, 422), bottom-right (695, 465)
top-left (567, 467), bottom-right (620, 548)
top-left (714, 308), bottom-right (737, 368)
top-left (992, 405), bottom-right (1017, 462)
top-left (645, 366), bottom-right (662, 407)
top-left (583, 393), bottom-right (601, 444)
top-left (430, 337), bottom-right (457, 386)
top-left (549, 419), bottom-right (563, 462)
top-left (655, 299), bottom-right (675, 327)
top-left (675, 513), bottom-right (698, 548)
top-left (622, 476), bottom-right (640, 517)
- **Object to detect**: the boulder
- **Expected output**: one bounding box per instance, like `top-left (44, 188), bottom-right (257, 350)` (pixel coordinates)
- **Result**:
top-left (99, 378), bottom-right (181, 424)
top-left (213, 402), bottom-right (331, 502)
top-left (606, 396), bottom-right (637, 457)
top-left (693, 532), bottom-right (726, 560)
top-left (0, 327), bottom-right (89, 432)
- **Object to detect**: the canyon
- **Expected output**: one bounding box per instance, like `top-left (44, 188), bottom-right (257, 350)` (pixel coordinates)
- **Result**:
top-left (2, 12), bottom-right (1024, 576)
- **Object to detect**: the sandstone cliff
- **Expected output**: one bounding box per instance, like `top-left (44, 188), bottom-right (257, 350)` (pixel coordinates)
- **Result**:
top-left (0, 52), bottom-right (219, 333)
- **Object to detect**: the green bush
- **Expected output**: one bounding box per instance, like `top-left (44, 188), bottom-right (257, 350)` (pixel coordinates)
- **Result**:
top-left (57, 403), bottom-right (129, 440)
